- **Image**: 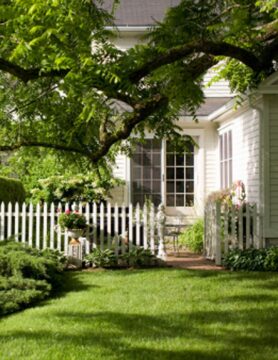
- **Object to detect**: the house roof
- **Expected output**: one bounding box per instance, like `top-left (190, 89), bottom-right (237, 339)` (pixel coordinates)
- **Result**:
top-left (182, 97), bottom-right (232, 117)
top-left (103, 0), bottom-right (180, 27)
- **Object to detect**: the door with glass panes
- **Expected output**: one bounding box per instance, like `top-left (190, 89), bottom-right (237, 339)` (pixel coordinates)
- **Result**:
top-left (131, 139), bottom-right (195, 210)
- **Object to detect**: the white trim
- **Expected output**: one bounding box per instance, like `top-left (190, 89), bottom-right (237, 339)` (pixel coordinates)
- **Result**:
top-left (105, 26), bottom-right (151, 32)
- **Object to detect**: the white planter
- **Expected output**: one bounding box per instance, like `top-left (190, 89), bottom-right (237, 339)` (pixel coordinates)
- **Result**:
top-left (67, 229), bottom-right (84, 239)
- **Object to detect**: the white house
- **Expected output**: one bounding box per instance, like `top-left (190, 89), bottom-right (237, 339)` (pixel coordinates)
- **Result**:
top-left (104, 0), bottom-right (278, 247)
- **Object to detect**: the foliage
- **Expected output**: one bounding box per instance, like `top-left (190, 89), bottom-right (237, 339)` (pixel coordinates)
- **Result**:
top-left (58, 210), bottom-right (87, 230)
top-left (85, 248), bottom-right (117, 268)
top-left (0, 276), bottom-right (51, 316)
top-left (30, 171), bottom-right (123, 203)
top-left (0, 148), bottom-right (121, 202)
top-left (120, 247), bottom-right (159, 267)
top-left (0, 0), bottom-right (276, 166)
top-left (223, 247), bottom-right (278, 271)
top-left (85, 247), bottom-right (160, 268)
top-left (0, 240), bottom-right (66, 315)
top-left (207, 180), bottom-right (246, 208)
top-left (178, 219), bottom-right (204, 253)
top-left (0, 176), bottom-right (26, 204)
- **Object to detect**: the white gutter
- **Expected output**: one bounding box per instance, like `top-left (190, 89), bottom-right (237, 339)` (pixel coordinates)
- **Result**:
top-left (105, 26), bottom-right (152, 32)
top-left (208, 97), bottom-right (236, 121)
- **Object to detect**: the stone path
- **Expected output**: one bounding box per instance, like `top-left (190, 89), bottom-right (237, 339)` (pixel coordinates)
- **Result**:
top-left (165, 252), bottom-right (225, 270)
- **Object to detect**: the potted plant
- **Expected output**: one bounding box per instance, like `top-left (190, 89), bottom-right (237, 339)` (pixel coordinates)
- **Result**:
top-left (58, 209), bottom-right (87, 240)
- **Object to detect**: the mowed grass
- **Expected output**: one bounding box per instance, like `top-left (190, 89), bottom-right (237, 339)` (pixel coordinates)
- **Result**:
top-left (0, 269), bottom-right (277, 360)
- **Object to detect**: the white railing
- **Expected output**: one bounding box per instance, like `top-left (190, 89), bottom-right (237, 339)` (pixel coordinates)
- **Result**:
top-left (204, 202), bottom-right (263, 265)
top-left (0, 201), bottom-right (164, 257)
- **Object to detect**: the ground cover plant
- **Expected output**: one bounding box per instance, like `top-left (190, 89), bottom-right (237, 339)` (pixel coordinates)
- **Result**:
top-left (0, 269), bottom-right (277, 360)
top-left (223, 247), bottom-right (278, 271)
top-left (0, 241), bottom-right (66, 315)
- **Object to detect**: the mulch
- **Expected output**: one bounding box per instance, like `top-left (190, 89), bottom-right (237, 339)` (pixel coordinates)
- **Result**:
top-left (166, 252), bottom-right (225, 271)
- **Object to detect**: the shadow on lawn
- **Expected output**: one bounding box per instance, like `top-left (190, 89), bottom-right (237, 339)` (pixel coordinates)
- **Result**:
top-left (1, 305), bottom-right (278, 359)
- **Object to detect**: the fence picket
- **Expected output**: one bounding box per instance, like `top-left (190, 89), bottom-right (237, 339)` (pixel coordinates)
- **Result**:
top-left (128, 203), bottom-right (133, 252)
top-left (21, 202), bottom-right (26, 244)
top-left (0, 202), bottom-right (5, 240)
top-left (253, 203), bottom-right (258, 248)
top-left (7, 202), bottom-right (12, 238)
top-left (50, 203), bottom-right (55, 249)
top-left (150, 203), bottom-right (155, 254)
top-left (121, 204), bottom-right (126, 254)
top-left (85, 202), bottom-right (90, 254)
top-left (15, 202), bottom-right (19, 241)
top-left (136, 203), bottom-right (140, 247)
top-left (107, 202), bottom-right (112, 249)
top-left (114, 203), bottom-right (119, 257)
top-left (28, 203), bottom-right (33, 247)
top-left (93, 202), bottom-right (97, 250)
top-left (143, 204), bottom-right (148, 250)
top-left (215, 202), bottom-right (221, 265)
top-left (246, 205), bottom-right (251, 248)
top-left (223, 206), bottom-right (229, 254)
top-left (64, 203), bottom-right (69, 255)
top-left (43, 202), bottom-right (48, 249)
top-left (100, 202), bottom-right (104, 251)
top-left (36, 203), bottom-right (41, 249)
top-left (57, 203), bottom-right (62, 251)
top-left (238, 206), bottom-right (243, 249)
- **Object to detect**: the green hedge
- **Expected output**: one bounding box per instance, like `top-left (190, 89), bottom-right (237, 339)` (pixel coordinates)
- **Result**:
top-left (0, 176), bottom-right (26, 204)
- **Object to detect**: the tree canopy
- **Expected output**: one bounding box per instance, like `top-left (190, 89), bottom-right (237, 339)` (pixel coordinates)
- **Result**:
top-left (0, 0), bottom-right (277, 166)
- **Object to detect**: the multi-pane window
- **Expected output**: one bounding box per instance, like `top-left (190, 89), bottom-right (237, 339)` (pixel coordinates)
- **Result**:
top-left (131, 139), bottom-right (162, 206)
top-left (220, 130), bottom-right (233, 189)
top-left (166, 141), bottom-right (194, 207)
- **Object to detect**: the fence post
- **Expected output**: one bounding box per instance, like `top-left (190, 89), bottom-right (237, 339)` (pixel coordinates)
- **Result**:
top-left (0, 202), bottom-right (5, 241)
top-left (157, 203), bottom-right (166, 261)
top-left (215, 202), bottom-right (222, 266)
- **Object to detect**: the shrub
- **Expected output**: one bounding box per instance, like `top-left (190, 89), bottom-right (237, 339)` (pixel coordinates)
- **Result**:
top-left (0, 241), bottom-right (66, 315)
top-left (223, 247), bottom-right (278, 271)
top-left (178, 219), bottom-right (204, 253)
top-left (85, 247), bottom-right (161, 268)
top-left (120, 247), bottom-right (158, 267)
top-left (85, 248), bottom-right (117, 268)
top-left (0, 176), bottom-right (25, 204)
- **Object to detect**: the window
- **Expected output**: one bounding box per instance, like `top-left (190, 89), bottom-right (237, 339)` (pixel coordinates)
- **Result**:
top-left (166, 141), bottom-right (194, 207)
top-left (219, 130), bottom-right (232, 189)
top-left (131, 139), bottom-right (162, 206)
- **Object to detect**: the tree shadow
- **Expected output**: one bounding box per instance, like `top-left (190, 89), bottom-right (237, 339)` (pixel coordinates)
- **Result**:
top-left (1, 306), bottom-right (277, 359)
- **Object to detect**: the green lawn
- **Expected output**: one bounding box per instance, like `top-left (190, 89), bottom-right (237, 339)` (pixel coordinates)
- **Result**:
top-left (0, 269), bottom-right (277, 360)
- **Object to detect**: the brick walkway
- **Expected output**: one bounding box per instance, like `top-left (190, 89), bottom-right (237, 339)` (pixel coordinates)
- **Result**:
top-left (166, 252), bottom-right (225, 270)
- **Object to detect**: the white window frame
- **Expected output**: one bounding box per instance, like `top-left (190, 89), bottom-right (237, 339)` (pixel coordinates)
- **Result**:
top-left (219, 127), bottom-right (233, 189)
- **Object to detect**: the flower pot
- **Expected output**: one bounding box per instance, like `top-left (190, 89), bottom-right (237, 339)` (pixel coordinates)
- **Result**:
top-left (67, 229), bottom-right (84, 239)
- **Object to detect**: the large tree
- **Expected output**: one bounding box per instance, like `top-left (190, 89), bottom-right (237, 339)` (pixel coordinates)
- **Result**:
top-left (0, 0), bottom-right (277, 166)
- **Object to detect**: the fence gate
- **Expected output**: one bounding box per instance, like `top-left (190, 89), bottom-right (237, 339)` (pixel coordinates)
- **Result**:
top-left (204, 202), bottom-right (263, 265)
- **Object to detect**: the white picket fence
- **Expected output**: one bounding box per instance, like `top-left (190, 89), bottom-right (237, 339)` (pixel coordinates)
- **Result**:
top-left (204, 202), bottom-right (263, 265)
top-left (0, 201), bottom-right (161, 257)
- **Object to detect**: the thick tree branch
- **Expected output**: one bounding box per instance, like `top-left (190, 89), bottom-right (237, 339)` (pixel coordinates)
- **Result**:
top-left (129, 41), bottom-right (266, 82)
top-left (0, 141), bottom-right (91, 157)
top-left (0, 58), bottom-right (69, 82)
top-left (92, 95), bottom-right (168, 162)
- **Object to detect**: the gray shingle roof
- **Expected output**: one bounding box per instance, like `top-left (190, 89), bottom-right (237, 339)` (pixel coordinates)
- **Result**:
top-left (182, 97), bottom-right (232, 116)
top-left (103, 0), bottom-right (180, 26)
